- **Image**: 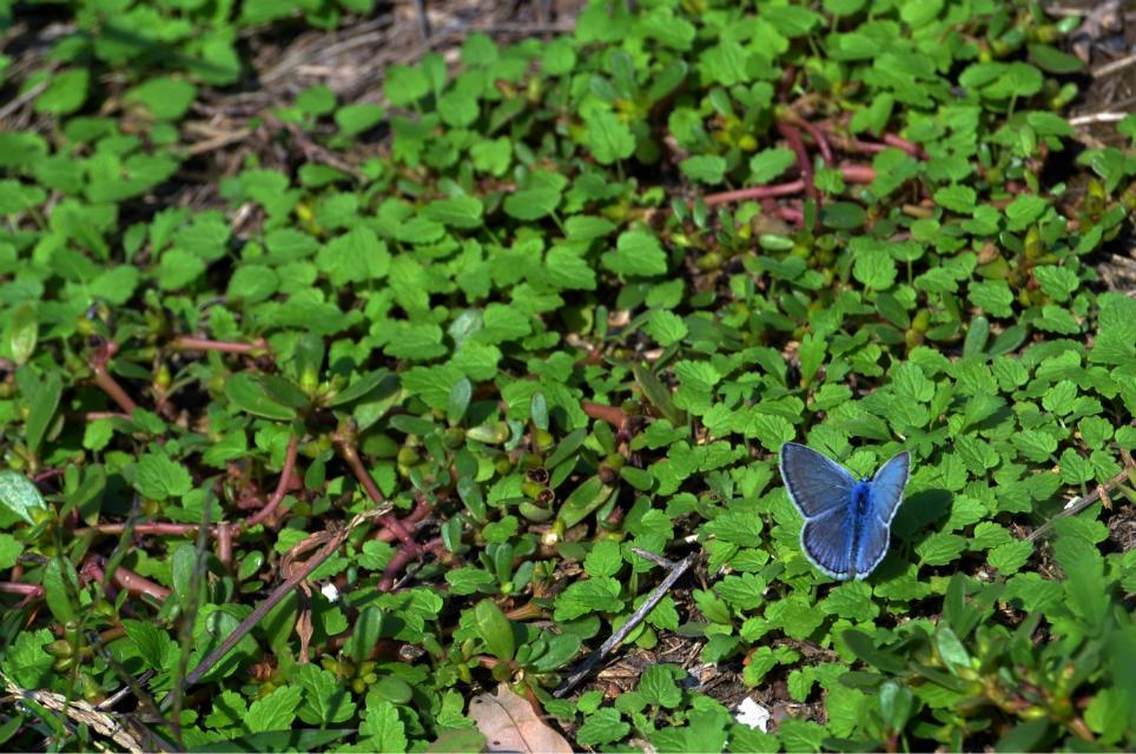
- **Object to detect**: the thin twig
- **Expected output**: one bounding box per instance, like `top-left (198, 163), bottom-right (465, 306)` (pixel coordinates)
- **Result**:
top-left (1068, 112), bottom-right (1130, 126)
top-left (159, 506), bottom-right (390, 709)
top-left (1093, 53), bottom-right (1136, 78)
top-left (553, 552), bottom-right (695, 698)
top-left (1027, 468), bottom-right (1133, 542)
top-left (0, 79), bottom-right (48, 122)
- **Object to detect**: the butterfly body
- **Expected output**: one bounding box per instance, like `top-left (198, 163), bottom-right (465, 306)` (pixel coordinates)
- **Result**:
top-left (779, 442), bottom-right (910, 581)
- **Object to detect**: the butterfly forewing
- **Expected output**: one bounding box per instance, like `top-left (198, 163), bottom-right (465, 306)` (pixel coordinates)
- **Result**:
top-left (778, 443), bottom-right (856, 520)
top-left (869, 452), bottom-right (910, 525)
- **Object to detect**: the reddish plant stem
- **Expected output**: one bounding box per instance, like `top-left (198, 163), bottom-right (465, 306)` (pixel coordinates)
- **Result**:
top-left (776, 205), bottom-right (805, 225)
top-left (777, 122), bottom-right (816, 201)
top-left (76, 523), bottom-right (205, 537)
top-left (217, 523), bottom-right (233, 570)
top-left (91, 358), bottom-right (138, 415)
top-left (169, 336), bottom-right (267, 355)
top-left (582, 401), bottom-right (628, 430)
top-left (245, 435), bottom-right (301, 529)
top-left (0, 582), bottom-right (43, 597)
top-left (334, 436), bottom-right (419, 553)
top-left (704, 165), bottom-right (876, 207)
top-left (883, 133), bottom-right (926, 159)
top-left (33, 468), bottom-right (64, 484)
top-left (378, 537), bottom-right (445, 592)
top-left (789, 117), bottom-right (834, 165)
top-left (704, 180), bottom-right (805, 207)
top-left (83, 559), bottom-right (171, 603)
top-left (839, 164), bottom-right (877, 184)
top-left (84, 411), bottom-right (130, 421)
top-left (763, 198), bottom-right (805, 225)
top-left (375, 497), bottom-right (433, 543)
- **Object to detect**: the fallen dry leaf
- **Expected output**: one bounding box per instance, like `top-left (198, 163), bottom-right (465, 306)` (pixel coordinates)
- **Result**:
top-left (469, 684), bottom-right (572, 754)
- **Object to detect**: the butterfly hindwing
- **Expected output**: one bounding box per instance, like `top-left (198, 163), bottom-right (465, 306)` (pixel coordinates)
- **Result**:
top-left (852, 452), bottom-right (910, 578)
top-left (779, 442), bottom-right (856, 519)
top-left (800, 508), bottom-right (855, 580)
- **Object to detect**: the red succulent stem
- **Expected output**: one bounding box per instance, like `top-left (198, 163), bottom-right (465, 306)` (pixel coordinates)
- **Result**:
top-left (378, 537), bottom-right (445, 592)
top-left (90, 342), bottom-right (137, 415)
top-left (582, 401), bottom-right (628, 430)
top-left (0, 582), bottom-right (43, 597)
top-left (245, 434), bottom-right (301, 529)
top-left (883, 133), bottom-right (926, 159)
top-left (704, 165), bottom-right (875, 207)
top-left (375, 497), bottom-right (433, 543)
top-left (334, 435), bottom-right (420, 554)
top-left (777, 122), bottom-right (816, 201)
top-left (169, 336), bottom-right (268, 355)
top-left (82, 558), bottom-right (171, 603)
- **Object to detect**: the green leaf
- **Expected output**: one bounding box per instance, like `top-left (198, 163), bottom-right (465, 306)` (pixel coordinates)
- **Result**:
top-left (603, 230), bottom-right (668, 277)
top-left (335, 103), bottom-right (385, 136)
top-left (0, 471), bottom-right (48, 525)
top-left (584, 540), bottom-right (623, 578)
top-left (639, 665), bottom-right (683, 708)
top-left (558, 477), bottom-right (615, 529)
top-left (24, 370), bottom-right (61, 456)
top-left (503, 188), bottom-right (561, 220)
top-left (246, 685), bottom-right (303, 733)
top-left (680, 155), bottom-right (727, 184)
top-left (226, 373), bottom-right (298, 420)
top-left (8, 303), bottom-right (37, 365)
top-left (644, 310), bottom-right (688, 346)
top-left (583, 110), bottom-right (635, 165)
top-left (576, 709), bottom-right (630, 747)
top-left (133, 452), bottom-right (194, 501)
top-left (749, 147), bottom-right (797, 183)
top-left (422, 196), bottom-right (484, 229)
top-left (474, 599), bottom-right (515, 660)
top-left (35, 68), bottom-right (89, 115)
top-left (125, 76), bottom-right (197, 120)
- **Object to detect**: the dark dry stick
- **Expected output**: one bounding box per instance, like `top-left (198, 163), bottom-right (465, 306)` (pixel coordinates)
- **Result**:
top-left (1026, 468), bottom-right (1133, 542)
top-left (553, 550), bottom-right (695, 698)
top-left (159, 508), bottom-right (387, 709)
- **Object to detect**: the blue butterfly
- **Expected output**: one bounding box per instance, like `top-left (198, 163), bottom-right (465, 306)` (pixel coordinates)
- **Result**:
top-left (779, 442), bottom-right (910, 581)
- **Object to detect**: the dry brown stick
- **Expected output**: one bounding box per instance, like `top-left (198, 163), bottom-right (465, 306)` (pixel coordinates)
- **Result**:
top-left (0, 79), bottom-right (48, 122)
top-left (1093, 53), bottom-right (1136, 78)
top-left (553, 550), bottom-right (695, 698)
top-left (1026, 467), bottom-right (1134, 542)
top-left (160, 506), bottom-right (390, 708)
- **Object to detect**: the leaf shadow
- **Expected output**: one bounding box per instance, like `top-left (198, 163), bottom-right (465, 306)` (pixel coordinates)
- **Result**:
top-left (894, 487), bottom-right (953, 550)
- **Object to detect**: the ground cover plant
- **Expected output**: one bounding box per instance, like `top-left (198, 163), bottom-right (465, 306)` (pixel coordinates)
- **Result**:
top-left (2, 0), bottom-right (1136, 750)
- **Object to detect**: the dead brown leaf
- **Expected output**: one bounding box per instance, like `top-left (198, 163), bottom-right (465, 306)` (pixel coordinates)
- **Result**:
top-left (469, 684), bottom-right (572, 754)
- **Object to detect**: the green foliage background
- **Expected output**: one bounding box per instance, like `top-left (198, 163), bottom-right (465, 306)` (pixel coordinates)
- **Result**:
top-left (2, 0), bottom-right (1136, 750)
